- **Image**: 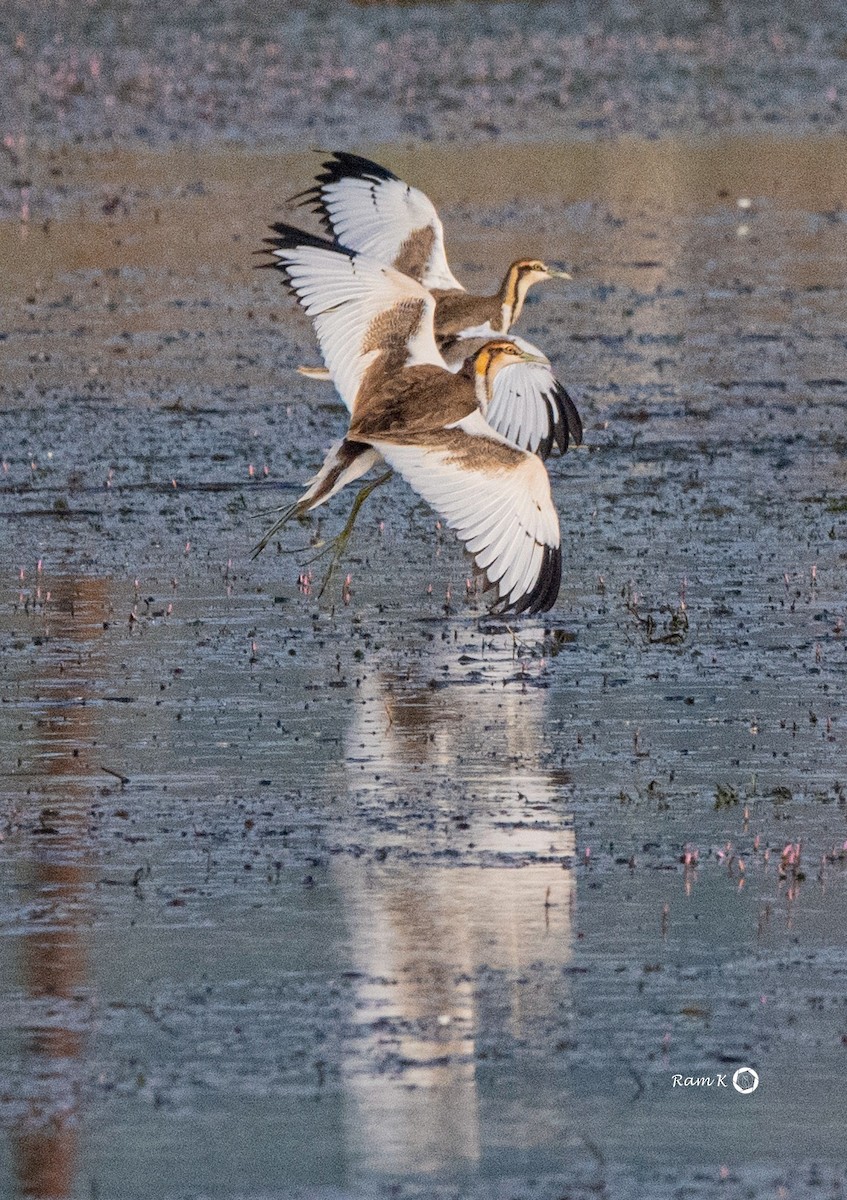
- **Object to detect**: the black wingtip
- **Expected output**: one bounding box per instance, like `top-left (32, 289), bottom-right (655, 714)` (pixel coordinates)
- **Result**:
top-left (536, 428), bottom-right (555, 461)
top-left (537, 404), bottom-right (564, 460)
top-left (263, 221), bottom-right (350, 254)
top-left (553, 382), bottom-right (583, 448)
top-left (495, 541), bottom-right (562, 617)
top-left (257, 222), bottom-right (352, 298)
top-left (316, 151), bottom-right (400, 187)
top-left (289, 151), bottom-right (400, 223)
top-left (553, 404), bottom-right (568, 456)
top-left (260, 222), bottom-right (357, 281)
top-left (535, 381), bottom-right (581, 459)
top-left (526, 541), bottom-right (562, 615)
top-left (287, 188), bottom-right (337, 237)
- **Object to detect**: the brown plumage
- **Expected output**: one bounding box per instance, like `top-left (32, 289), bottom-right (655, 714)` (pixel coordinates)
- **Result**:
top-left (255, 226), bottom-right (564, 615)
top-left (431, 258), bottom-right (566, 336)
top-left (285, 152), bottom-right (582, 457)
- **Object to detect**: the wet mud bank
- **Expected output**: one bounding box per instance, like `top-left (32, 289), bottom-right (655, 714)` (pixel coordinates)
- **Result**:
top-left (3, 0), bottom-right (847, 154)
top-left (1, 125), bottom-right (847, 1198)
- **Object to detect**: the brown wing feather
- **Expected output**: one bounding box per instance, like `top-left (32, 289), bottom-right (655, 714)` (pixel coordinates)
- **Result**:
top-left (432, 289), bottom-right (502, 335)
top-left (352, 362), bottom-right (477, 438)
top-left (361, 298), bottom-right (427, 361)
top-left (393, 227), bottom-right (436, 282)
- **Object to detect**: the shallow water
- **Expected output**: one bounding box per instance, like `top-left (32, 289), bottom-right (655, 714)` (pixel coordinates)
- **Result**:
top-left (1, 134), bottom-right (847, 1199)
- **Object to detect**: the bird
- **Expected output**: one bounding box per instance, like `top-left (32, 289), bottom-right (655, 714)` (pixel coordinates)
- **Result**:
top-left (289, 151), bottom-right (582, 460)
top-left (255, 226), bottom-right (562, 616)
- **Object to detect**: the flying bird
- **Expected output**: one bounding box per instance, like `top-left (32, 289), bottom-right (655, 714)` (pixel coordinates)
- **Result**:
top-left (290, 151), bottom-right (582, 459)
top-left (255, 227), bottom-right (562, 616)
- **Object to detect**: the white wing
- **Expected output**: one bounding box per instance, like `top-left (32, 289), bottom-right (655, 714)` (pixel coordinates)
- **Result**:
top-left (265, 226), bottom-right (444, 414)
top-left (296, 152), bottom-right (465, 292)
top-left (369, 410), bottom-right (561, 615)
top-left (487, 364), bottom-right (583, 459)
top-left (446, 332), bottom-right (584, 459)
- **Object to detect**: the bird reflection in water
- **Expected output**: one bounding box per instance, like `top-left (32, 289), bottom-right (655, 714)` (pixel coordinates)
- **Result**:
top-left (336, 627), bottom-right (575, 1174)
top-left (7, 576), bottom-right (108, 1199)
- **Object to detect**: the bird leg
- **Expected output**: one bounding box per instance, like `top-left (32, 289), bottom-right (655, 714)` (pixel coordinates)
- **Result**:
top-left (315, 469), bottom-right (393, 597)
top-left (250, 498), bottom-right (305, 560)
top-left (250, 468), bottom-right (393, 594)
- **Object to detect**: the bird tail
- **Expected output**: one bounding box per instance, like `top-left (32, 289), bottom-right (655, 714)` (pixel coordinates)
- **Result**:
top-left (296, 364), bottom-right (332, 381)
top-left (251, 438), bottom-right (380, 557)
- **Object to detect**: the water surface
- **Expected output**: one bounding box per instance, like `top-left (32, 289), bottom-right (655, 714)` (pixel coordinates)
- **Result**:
top-left (1, 133), bottom-right (846, 1199)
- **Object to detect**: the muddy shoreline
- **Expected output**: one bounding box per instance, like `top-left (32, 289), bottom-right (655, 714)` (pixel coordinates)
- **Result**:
top-left (3, 0), bottom-right (847, 159)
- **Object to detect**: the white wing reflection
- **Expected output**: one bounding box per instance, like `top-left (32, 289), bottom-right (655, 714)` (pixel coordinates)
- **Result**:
top-left (336, 625), bottom-right (575, 1174)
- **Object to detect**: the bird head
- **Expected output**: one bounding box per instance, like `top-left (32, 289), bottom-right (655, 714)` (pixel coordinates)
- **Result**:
top-left (513, 259), bottom-right (573, 287)
top-left (502, 260), bottom-right (572, 326)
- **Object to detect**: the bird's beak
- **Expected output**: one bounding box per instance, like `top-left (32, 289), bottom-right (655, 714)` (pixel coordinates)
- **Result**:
top-left (519, 350), bottom-right (548, 365)
top-left (548, 268), bottom-right (573, 280)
